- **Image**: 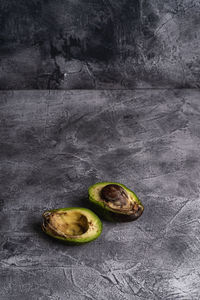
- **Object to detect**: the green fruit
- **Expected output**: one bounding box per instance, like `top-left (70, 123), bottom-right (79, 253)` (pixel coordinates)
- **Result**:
top-left (42, 207), bottom-right (102, 244)
top-left (88, 182), bottom-right (144, 222)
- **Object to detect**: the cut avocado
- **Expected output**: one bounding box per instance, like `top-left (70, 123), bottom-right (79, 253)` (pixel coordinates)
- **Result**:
top-left (88, 182), bottom-right (144, 222)
top-left (42, 207), bottom-right (102, 244)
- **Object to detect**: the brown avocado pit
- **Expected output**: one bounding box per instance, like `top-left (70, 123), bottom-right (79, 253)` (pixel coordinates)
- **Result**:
top-left (101, 184), bottom-right (129, 207)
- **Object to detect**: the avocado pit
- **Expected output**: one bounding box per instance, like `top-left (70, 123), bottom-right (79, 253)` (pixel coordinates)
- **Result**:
top-left (101, 184), bottom-right (129, 207)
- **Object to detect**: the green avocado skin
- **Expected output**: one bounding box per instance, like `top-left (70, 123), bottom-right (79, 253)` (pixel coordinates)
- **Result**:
top-left (42, 207), bottom-right (103, 245)
top-left (88, 182), bottom-right (144, 222)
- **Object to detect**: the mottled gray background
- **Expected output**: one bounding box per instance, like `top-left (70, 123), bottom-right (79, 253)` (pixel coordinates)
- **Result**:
top-left (1, 1), bottom-right (200, 299)
top-left (0, 90), bottom-right (200, 299)
top-left (0, 0), bottom-right (200, 89)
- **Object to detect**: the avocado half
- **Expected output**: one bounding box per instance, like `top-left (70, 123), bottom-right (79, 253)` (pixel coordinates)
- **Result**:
top-left (88, 182), bottom-right (144, 222)
top-left (42, 207), bottom-right (102, 244)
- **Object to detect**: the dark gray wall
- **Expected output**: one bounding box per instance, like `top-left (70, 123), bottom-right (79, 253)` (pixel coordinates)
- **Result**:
top-left (0, 0), bottom-right (200, 89)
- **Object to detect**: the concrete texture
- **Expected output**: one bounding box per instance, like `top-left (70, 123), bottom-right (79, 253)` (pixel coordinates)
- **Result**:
top-left (0, 89), bottom-right (200, 299)
top-left (1, 0), bottom-right (200, 89)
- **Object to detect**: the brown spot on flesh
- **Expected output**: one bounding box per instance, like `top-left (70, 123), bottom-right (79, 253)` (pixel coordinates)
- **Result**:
top-left (132, 203), bottom-right (139, 212)
top-left (42, 211), bottom-right (89, 237)
top-left (101, 184), bottom-right (129, 207)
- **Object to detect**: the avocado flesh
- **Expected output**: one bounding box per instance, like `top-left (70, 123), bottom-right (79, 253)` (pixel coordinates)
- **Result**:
top-left (42, 207), bottom-right (102, 244)
top-left (88, 182), bottom-right (144, 221)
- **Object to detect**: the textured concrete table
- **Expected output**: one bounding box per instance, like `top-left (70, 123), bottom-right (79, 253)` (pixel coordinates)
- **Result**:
top-left (0, 90), bottom-right (200, 299)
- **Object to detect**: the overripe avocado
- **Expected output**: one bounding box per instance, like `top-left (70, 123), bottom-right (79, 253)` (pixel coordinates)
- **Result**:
top-left (42, 207), bottom-right (102, 244)
top-left (88, 182), bottom-right (144, 222)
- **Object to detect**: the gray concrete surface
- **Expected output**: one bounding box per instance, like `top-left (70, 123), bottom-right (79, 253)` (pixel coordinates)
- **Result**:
top-left (1, 0), bottom-right (200, 89)
top-left (0, 90), bottom-right (200, 299)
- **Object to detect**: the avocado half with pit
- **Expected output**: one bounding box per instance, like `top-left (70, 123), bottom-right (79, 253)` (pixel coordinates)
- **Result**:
top-left (88, 182), bottom-right (144, 222)
top-left (42, 207), bottom-right (102, 244)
